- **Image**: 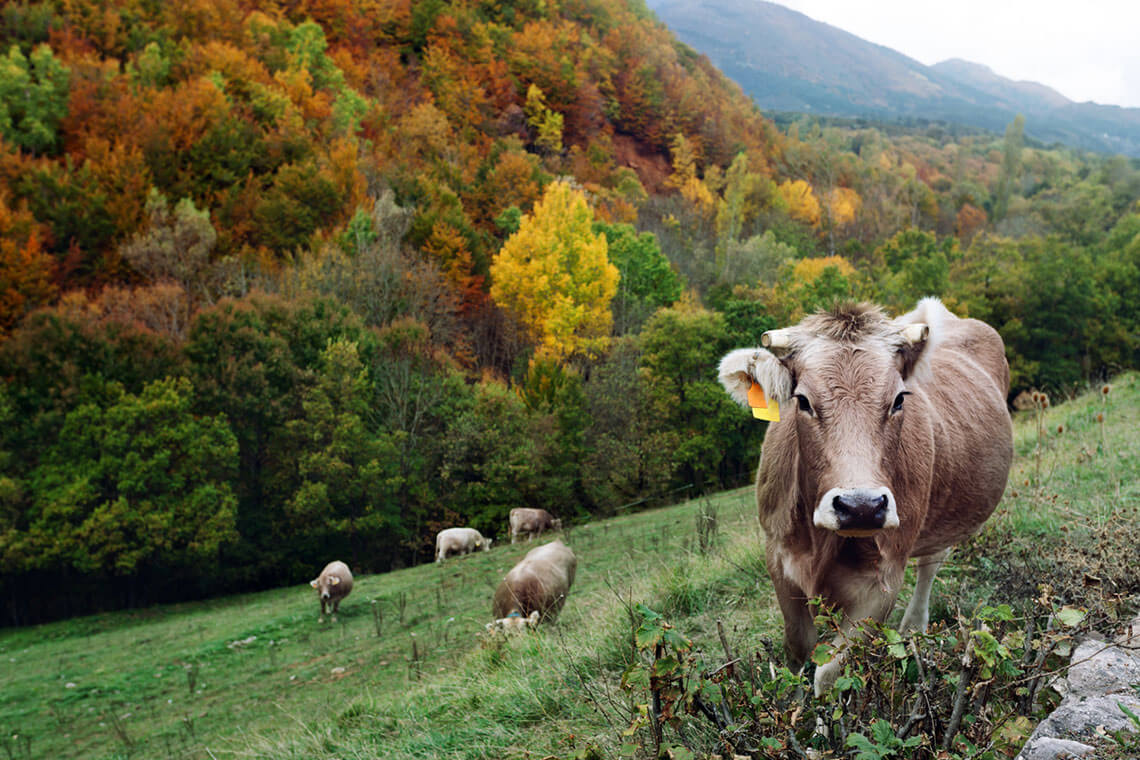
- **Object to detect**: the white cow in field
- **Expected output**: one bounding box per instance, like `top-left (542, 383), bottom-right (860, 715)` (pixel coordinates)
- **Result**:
top-left (435, 527), bottom-right (492, 562)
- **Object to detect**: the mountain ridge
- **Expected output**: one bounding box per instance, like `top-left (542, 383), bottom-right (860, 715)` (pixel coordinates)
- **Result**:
top-left (647, 0), bottom-right (1140, 156)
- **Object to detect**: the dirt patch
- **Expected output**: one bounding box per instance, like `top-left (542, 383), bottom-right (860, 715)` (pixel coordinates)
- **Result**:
top-left (612, 133), bottom-right (671, 194)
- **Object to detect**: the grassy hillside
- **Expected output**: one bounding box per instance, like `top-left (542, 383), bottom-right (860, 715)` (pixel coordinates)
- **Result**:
top-left (2, 374), bottom-right (1138, 759)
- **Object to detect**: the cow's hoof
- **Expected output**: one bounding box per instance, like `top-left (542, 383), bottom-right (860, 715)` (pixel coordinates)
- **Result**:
top-left (331, 615), bottom-right (338, 623)
top-left (318, 617), bottom-right (325, 624)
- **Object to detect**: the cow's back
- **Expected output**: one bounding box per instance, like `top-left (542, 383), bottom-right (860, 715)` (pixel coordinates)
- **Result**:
top-left (905, 313), bottom-right (1012, 555)
top-left (493, 541), bottom-right (577, 620)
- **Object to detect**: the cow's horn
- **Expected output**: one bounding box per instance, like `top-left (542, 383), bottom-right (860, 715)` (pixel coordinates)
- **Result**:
top-left (761, 329), bottom-right (793, 353)
top-left (900, 323), bottom-right (929, 344)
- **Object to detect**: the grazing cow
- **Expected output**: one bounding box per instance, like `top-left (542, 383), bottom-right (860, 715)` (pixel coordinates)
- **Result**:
top-left (435, 527), bottom-right (493, 562)
top-left (508, 507), bottom-right (562, 544)
top-left (718, 299), bottom-right (1012, 695)
top-left (492, 540), bottom-right (577, 623)
top-left (310, 560), bottom-right (354, 623)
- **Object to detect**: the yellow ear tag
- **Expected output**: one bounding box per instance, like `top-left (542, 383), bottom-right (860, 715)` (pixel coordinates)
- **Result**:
top-left (748, 381), bottom-right (780, 422)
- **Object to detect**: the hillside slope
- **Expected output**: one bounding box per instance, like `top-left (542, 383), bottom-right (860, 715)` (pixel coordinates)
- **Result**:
top-left (3, 374), bottom-right (1137, 758)
top-left (647, 0), bottom-right (1140, 156)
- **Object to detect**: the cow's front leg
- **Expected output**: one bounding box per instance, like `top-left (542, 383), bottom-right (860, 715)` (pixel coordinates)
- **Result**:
top-left (769, 556), bottom-right (817, 673)
top-left (815, 562), bottom-right (905, 696)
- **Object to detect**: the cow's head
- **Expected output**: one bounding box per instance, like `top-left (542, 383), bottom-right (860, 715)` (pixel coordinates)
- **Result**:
top-left (720, 302), bottom-right (932, 536)
top-left (484, 610), bottom-right (540, 635)
top-left (310, 574), bottom-right (341, 600)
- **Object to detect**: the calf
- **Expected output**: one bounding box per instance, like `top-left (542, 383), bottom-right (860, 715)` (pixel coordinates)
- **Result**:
top-left (310, 560), bottom-right (353, 623)
top-left (492, 540), bottom-right (577, 623)
top-left (508, 507), bottom-right (562, 544)
top-left (435, 527), bottom-right (492, 562)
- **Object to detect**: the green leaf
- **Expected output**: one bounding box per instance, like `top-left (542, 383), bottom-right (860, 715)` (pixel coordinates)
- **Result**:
top-left (634, 621), bottom-right (664, 650)
top-left (1056, 605), bottom-right (1087, 627)
top-left (811, 642), bottom-right (834, 666)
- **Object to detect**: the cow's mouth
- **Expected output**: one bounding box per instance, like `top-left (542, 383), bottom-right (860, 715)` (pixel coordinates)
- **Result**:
top-left (836, 528), bottom-right (883, 538)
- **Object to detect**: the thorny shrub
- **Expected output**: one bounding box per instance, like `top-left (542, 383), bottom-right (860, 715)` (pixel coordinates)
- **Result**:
top-left (597, 591), bottom-right (1125, 760)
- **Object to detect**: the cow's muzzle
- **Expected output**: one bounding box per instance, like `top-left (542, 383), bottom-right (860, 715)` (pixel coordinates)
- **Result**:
top-left (814, 487), bottom-right (899, 536)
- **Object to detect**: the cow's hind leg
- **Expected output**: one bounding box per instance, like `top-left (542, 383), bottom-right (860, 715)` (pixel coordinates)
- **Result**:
top-left (900, 548), bottom-right (950, 632)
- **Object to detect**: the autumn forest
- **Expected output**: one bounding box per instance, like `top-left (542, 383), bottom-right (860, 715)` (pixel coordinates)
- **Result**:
top-left (1, 0), bottom-right (1138, 625)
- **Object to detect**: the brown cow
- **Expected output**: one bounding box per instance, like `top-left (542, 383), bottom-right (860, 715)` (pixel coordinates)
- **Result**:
top-left (310, 560), bottom-right (353, 623)
top-left (508, 507), bottom-right (562, 544)
top-left (492, 540), bottom-right (577, 624)
top-left (718, 299), bottom-right (1012, 695)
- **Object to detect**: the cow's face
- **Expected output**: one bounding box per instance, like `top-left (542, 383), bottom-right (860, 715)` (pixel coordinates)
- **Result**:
top-left (719, 303), bottom-right (929, 537)
top-left (790, 343), bottom-right (905, 536)
top-left (311, 574), bottom-right (341, 600)
top-left (484, 611), bottom-right (539, 635)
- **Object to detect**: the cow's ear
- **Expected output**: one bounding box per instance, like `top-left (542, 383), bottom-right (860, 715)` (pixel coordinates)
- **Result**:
top-left (896, 336), bottom-right (927, 380)
top-left (894, 298), bottom-right (949, 383)
top-left (718, 347), bottom-right (792, 407)
top-left (310, 579), bottom-right (319, 588)
top-left (329, 576), bottom-right (340, 586)
top-left (527, 611), bottom-right (540, 626)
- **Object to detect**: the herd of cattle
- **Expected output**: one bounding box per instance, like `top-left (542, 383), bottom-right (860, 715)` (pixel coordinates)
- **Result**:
top-left (306, 299), bottom-right (1014, 698)
top-left (309, 507), bottom-right (574, 633)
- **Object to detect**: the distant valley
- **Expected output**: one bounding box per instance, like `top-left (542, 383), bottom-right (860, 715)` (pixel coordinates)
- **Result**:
top-left (647, 0), bottom-right (1140, 156)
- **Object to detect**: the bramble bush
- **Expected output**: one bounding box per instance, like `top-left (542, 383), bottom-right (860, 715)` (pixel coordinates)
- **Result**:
top-left (607, 591), bottom-right (1105, 760)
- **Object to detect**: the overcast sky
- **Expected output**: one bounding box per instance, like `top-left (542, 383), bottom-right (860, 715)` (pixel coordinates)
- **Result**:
top-left (771, 1), bottom-right (1140, 108)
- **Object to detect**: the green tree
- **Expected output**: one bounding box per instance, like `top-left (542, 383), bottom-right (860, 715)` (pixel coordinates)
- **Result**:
top-left (640, 300), bottom-right (755, 490)
top-left (0, 43), bottom-right (69, 155)
top-left (873, 229), bottom-right (957, 310)
top-left (594, 222), bottom-right (681, 334)
top-left (283, 338), bottom-right (402, 573)
top-left (438, 380), bottom-right (545, 538)
top-left (581, 337), bottom-right (675, 509)
top-left (993, 115), bottom-right (1024, 222)
top-left (185, 294), bottom-right (370, 583)
top-left (15, 377), bottom-right (238, 577)
top-left (490, 180), bottom-right (619, 362)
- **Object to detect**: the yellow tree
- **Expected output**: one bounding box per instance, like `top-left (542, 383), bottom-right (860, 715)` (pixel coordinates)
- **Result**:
top-left (777, 179), bottom-right (822, 226)
top-left (490, 181), bottom-right (618, 362)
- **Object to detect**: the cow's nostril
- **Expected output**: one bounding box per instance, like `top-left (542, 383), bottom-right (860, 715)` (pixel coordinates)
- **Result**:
top-left (833, 495), bottom-right (853, 517)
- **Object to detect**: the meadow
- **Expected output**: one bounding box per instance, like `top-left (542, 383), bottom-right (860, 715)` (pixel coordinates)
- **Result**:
top-left (1, 373), bottom-right (1137, 759)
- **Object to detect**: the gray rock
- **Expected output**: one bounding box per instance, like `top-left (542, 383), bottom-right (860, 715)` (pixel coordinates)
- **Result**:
top-left (1017, 613), bottom-right (1140, 760)
top-left (1065, 638), bottom-right (1140, 696)
top-left (1016, 736), bottom-right (1095, 760)
top-left (1033, 693), bottom-right (1140, 740)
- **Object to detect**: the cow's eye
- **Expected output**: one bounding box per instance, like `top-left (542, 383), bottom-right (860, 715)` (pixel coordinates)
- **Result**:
top-left (891, 392), bottom-right (910, 415)
top-left (794, 394), bottom-right (814, 416)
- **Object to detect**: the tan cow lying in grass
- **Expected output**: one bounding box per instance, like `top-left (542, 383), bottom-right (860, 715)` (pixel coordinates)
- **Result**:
top-left (491, 540), bottom-right (577, 627)
top-left (435, 527), bottom-right (492, 562)
top-left (310, 560), bottom-right (353, 623)
top-left (719, 298), bottom-right (1012, 695)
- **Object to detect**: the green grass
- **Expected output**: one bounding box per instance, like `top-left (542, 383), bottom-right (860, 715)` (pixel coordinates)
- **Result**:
top-left (3, 373), bottom-right (1138, 759)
